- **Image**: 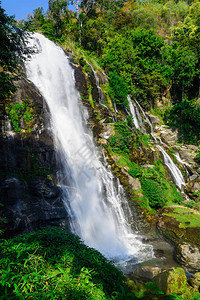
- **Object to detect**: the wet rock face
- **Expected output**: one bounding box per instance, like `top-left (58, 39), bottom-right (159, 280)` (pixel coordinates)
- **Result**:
top-left (0, 177), bottom-right (68, 238)
top-left (0, 76), bottom-right (69, 238)
top-left (185, 178), bottom-right (200, 198)
top-left (189, 272), bottom-right (200, 290)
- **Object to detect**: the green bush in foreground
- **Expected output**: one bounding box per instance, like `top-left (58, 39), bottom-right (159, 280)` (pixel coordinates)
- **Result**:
top-left (0, 227), bottom-right (130, 299)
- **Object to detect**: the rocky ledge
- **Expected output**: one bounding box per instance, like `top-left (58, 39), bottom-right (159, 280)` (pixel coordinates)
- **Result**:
top-left (157, 205), bottom-right (200, 272)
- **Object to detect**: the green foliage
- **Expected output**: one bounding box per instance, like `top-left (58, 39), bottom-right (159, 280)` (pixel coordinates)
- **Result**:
top-left (24, 0), bottom-right (200, 115)
top-left (109, 71), bottom-right (129, 108)
top-left (0, 3), bottom-right (32, 101)
top-left (0, 227), bottom-right (131, 299)
top-left (112, 146), bottom-right (183, 210)
top-left (6, 101), bottom-right (33, 132)
top-left (165, 100), bottom-right (200, 144)
top-left (109, 121), bottom-right (132, 154)
top-left (128, 163), bottom-right (143, 178)
top-left (48, 0), bottom-right (68, 38)
top-left (140, 178), bottom-right (166, 208)
top-left (195, 151), bottom-right (200, 163)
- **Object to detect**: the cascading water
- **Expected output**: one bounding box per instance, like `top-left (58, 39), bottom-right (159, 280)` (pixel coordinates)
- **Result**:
top-left (25, 33), bottom-right (153, 267)
top-left (128, 96), bottom-right (140, 130)
top-left (128, 98), bottom-right (186, 191)
top-left (157, 145), bottom-right (185, 190)
top-left (88, 63), bottom-right (104, 104)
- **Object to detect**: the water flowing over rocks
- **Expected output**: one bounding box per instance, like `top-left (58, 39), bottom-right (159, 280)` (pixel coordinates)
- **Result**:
top-left (24, 33), bottom-right (155, 267)
top-left (1, 33), bottom-right (200, 282)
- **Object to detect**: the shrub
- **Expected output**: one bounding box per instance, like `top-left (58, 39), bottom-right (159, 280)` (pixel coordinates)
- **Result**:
top-left (109, 121), bottom-right (132, 154)
top-left (165, 100), bottom-right (200, 144)
top-left (140, 178), bottom-right (166, 208)
top-left (109, 71), bottom-right (129, 108)
top-left (0, 227), bottom-right (129, 299)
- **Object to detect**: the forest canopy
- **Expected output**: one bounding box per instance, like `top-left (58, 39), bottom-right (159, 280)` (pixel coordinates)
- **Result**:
top-left (4, 0), bottom-right (200, 143)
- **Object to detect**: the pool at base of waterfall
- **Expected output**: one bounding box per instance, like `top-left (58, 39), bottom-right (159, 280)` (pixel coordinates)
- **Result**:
top-left (115, 236), bottom-right (181, 274)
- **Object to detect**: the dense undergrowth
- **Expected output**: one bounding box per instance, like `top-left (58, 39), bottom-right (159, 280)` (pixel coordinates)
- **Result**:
top-left (0, 227), bottom-right (129, 299)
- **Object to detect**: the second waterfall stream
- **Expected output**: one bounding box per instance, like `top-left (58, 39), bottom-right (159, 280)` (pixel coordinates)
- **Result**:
top-left (25, 33), bottom-right (153, 268)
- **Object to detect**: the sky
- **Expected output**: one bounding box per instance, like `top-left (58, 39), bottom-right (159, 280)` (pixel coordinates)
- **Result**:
top-left (1, 0), bottom-right (75, 20)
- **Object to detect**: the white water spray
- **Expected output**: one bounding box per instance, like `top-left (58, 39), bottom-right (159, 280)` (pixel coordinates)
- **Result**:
top-left (25, 33), bottom-right (153, 265)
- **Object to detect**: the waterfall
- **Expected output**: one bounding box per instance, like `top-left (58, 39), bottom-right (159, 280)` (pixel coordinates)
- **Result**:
top-left (88, 63), bottom-right (104, 104)
top-left (25, 33), bottom-right (153, 266)
top-left (157, 145), bottom-right (185, 190)
top-left (127, 96), bottom-right (140, 130)
top-left (128, 98), bottom-right (186, 191)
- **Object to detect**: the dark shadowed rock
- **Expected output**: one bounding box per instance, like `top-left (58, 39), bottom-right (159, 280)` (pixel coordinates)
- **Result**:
top-left (135, 266), bottom-right (163, 279)
top-left (0, 75), bottom-right (69, 238)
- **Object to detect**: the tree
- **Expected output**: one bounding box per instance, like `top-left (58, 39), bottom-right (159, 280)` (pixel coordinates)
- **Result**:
top-left (48, 0), bottom-right (68, 37)
top-left (0, 1), bottom-right (32, 101)
top-left (32, 7), bottom-right (45, 28)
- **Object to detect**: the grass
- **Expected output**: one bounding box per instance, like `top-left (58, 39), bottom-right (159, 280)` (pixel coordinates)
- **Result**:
top-left (164, 206), bottom-right (200, 228)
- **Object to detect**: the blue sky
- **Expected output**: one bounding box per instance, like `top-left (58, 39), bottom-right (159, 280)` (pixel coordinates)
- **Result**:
top-left (1, 0), bottom-right (75, 20)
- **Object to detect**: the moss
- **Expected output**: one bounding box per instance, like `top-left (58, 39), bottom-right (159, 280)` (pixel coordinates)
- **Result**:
top-left (6, 100), bottom-right (34, 133)
top-left (158, 206), bottom-right (200, 246)
top-left (154, 268), bottom-right (193, 297)
top-left (164, 206), bottom-right (200, 229)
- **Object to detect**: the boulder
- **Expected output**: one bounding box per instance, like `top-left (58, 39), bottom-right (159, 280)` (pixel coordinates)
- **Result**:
top-left (101, 124), bottom-right (115, 140)
top-left (157, 206), bottom-right (200, 271)
top-left (189, 272), bottom-right (200, 289)
top-left (134, 266), bottom-right (163, 280)
top-left (155, 125), bottom-right (179, 145)
top-left (127, 176), bottom-right (141, 191)
top-left (176, 243), bottom-right (200, 272)
top-left (146, 114), bottom-right (161, 127)
top-left (185, 179), bottom-right (200, 197)
top-left (154, 267), bottom-right (187, 295)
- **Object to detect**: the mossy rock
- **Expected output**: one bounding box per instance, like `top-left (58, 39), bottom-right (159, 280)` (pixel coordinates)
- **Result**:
top-left (176, 243), bottom-right (200, 272)
top-left (157, 206), bottom-right (200, 271)
top-left (189, 272), bottom-right (200, 289)
top-left (157, 206), bottom-right (200, 246)
top-left (154, 267), bottom-right (193, 297)
top-left (126, 275), bottom-right (164, 299)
